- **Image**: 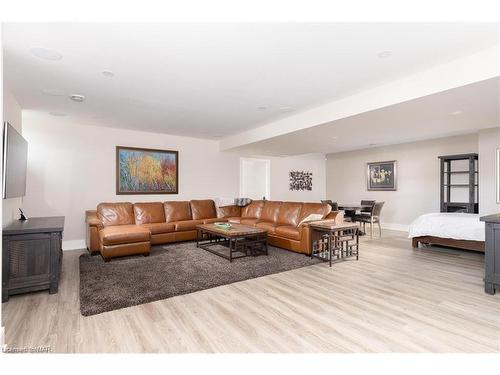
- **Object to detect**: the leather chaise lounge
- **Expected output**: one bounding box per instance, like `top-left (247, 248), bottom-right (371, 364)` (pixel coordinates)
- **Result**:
top-left (86, 199), bottom-right (342, 261)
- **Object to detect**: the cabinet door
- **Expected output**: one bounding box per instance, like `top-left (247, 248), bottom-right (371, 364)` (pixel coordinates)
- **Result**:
top-left (7, 234), bottom-right (52, 287)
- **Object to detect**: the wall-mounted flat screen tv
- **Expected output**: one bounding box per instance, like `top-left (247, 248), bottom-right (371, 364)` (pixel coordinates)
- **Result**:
top-left (2, 122), bottom-right (28, 199)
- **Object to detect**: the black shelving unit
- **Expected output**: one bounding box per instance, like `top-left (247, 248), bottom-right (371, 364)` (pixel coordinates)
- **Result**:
top-left (438, 153), bottom-right (478, 214)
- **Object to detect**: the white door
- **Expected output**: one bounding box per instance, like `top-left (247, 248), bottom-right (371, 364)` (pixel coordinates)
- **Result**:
top-left (239, 157), bottom-right (270, 200)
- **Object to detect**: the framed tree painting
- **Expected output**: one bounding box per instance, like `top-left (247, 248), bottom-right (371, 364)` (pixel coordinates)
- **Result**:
top-left (367, 160), bottom-right (397, 191)
top-left (116, 146), bottom-right (178, 194)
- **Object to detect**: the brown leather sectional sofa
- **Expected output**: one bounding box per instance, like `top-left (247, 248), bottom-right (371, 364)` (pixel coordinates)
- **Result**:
top-left (86, 199), bottom-right (342, 261)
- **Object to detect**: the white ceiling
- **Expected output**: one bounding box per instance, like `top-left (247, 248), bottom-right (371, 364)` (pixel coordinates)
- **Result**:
top-left (231, 77), bottom-right (500, 156)
top-left (3, 23), bottom-right (499, 140)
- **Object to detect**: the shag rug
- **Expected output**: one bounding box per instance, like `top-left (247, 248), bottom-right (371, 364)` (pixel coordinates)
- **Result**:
top-left (79, 242), bottom-right (320, 316)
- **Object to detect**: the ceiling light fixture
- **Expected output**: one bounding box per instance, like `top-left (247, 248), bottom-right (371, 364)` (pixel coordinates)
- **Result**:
top-left (279, 107), bottom-right (293, 113)
top-left (257, 106), bottom-right (267, 110)
top-left (29, 47), bottom-right (63, 61)
top-left (69, 94), bottom-right (86, 102)
top-left (41, 88), bottom-right (65, 96)
top-left (450, 111), bottom-right (463, 115)
top-left (102, 70), bottom-right (115, 78)
top-left (377, 51), bottom-right (392, 59)
top-left (368, 143), bottom-right (377, 147)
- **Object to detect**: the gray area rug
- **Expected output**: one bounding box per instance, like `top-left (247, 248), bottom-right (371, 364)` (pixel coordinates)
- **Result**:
top-left (79, 242), bottom-right (320, 316)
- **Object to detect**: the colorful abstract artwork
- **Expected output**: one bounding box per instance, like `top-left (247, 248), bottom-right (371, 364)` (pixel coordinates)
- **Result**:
top-left (367, 161), bottom-right (397, 191)
top-left (116, 146), bottom-right (178, 194)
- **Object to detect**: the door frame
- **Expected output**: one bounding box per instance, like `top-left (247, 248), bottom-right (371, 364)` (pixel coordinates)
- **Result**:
top-left (239, 157), bottom-right (271, 200)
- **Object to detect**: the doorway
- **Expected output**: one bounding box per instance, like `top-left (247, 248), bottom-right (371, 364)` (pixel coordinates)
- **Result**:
top-left (239, 157), bottom-right (270, 200)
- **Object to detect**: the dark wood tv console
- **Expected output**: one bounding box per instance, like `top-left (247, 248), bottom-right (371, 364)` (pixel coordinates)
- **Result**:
top-left (480, 214), bottom-right (500, 295)
top-left (2, 216), bottom-right (65, 302)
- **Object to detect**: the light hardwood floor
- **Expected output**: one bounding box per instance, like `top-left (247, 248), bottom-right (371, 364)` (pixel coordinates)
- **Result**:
top-left (2, 230), bottom-right (500, 353)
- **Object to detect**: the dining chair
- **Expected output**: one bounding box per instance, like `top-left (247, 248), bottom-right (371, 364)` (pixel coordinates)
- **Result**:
top-left (360, 200), bottom-right (376, 214)
top-left (353, 202), bottom-right (385, 239)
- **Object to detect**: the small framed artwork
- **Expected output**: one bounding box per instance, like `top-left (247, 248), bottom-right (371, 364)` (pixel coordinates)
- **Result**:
top-left (116, 146), bottom-right (178, 195)
top-left (497, 149), bottom-right (500, 203)
top-left (289, 170), bottom-right (313, 191)
top-left (367, 160), bottom-right (397, 191)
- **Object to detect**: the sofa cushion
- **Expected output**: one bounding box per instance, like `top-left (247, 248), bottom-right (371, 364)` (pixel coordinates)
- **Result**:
top-left (241, 200), bottom-right (264, 219)
top-left (190, 200), bottom-right (217, 220)
top-left (276, 202), bottom-right (302, 226)
top-left (164, 201), bottom-right (192, 222)
top-left (202, 217), bottom-right (228, 224)
top-left (256, 221), bottom-right (276, 234)
top-left (260, 201), bottom-right (282, 223)
top-left (275, 225), bottom-right (301, 240)
top-left (97, 202), bottom-right (135, 227)
top-left (299, 203), bottom-right (331, 223)
top-left (133, 202), bottom-right (166, 224)
top-left (240, 218), bottom-right (259, 226)
top-left (99, 225), bottom-right (150, 246)
top-left (172, 220), bottom-right (204, 231)
top-left (140, 222), bottom-right (175, 235)
top-left (216, 205), bottom-right (241, 218)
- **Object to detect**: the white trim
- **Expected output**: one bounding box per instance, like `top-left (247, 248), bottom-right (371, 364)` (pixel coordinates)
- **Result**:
top-left (0, 326), bottom-right (5, 348)
top-left (381, 222), bottom-right (409, 232)
top-left (62, 239), bottom-right (86, 251)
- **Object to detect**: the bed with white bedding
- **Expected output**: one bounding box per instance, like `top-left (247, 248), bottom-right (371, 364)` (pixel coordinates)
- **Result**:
top-left (409, 213), bottom-right (485, 252)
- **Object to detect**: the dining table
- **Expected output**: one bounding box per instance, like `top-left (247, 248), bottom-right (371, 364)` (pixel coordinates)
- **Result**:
top-left (337, 204), bottom-right (373, 236)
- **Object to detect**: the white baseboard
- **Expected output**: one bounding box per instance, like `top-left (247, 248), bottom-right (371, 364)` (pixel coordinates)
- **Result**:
top-left (380, 222), bottom-right (409, 232)
top-left (1, 326), bottom-right (5, 347)
top-left (62, 239), bottom-right (86, 251)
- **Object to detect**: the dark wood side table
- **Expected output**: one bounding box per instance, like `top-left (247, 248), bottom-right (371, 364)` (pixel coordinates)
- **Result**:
top-left (2, 216), bottom-right (65, 302)
top-left (480, 214), bottom-right (500, 295)
top-left (309, 222), bottom-right (359, 267)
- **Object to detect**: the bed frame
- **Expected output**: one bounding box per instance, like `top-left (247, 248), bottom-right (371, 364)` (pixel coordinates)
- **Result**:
top-left (412, 236), bottom-right (484, 252)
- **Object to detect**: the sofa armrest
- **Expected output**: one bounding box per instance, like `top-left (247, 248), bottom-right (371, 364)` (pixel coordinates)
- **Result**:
top-left (216, 205), bottom-right (241, 218)
top-left (85, 210), bottom-right (102, 253)
top-left (86, 210), bottom-right (103, 230)
top-left (325, 210), bottom-right (344, 224)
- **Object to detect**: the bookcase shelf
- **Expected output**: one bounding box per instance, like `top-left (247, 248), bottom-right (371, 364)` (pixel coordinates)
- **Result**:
top-left (438, 153), bottom-right (478, 214)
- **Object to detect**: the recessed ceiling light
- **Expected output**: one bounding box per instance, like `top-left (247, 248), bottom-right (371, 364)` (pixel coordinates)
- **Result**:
top-left (450, 111), bottom-right (463, 115)
top-left (41, 88), bottom-right (65, 96)
top-left (368, 143), bottom-right (377, 146)
top-left (102, 70), bottom-right (115, 78)
top-left (49, 112), bottom-right (66, 117)
top-left (29, 47), bottom-right (63, 61)
top-left (69, 94), bottom-right (86, 102)
top-left (377, 51), bottom-right (392, 59)
top-left (279, 107), bottom-right (293, 113)
top-left (257, 106), bottom-right (267, 110)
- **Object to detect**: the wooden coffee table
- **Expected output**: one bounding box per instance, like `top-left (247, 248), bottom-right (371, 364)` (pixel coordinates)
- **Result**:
top-left (196, 223), bottom-right (268, 262)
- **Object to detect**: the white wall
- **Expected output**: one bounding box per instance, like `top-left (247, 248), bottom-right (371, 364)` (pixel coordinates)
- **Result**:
top-left (479, 127), bottom-right (500, 215)
top-left (269, 154), bottom-right (326, 202)
top-left (22, 117), bottom-right (241, 246)
top-left (21, 116), bottom-right (326, 248)
top-left (326, 134), bottom-right (478, 230)
top-left (2, 86), bottom-right (23, 227)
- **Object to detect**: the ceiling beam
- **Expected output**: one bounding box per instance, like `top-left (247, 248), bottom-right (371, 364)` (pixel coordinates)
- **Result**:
top-left (219, 45), bottom-right (499, 151)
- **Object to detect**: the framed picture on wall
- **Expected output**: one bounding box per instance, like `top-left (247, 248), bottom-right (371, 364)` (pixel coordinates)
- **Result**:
top-left (116, 146), bottom-right (179, 194)
top-left (497, 149), bottom-right (500, 203)
top-left (367, 160), bottom-right (397, 191)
